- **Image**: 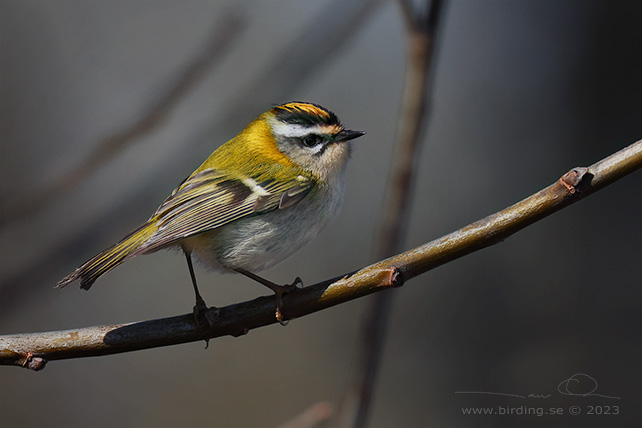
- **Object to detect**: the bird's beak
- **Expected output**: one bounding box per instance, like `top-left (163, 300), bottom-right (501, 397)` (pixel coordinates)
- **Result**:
top-left (335, 129), bottom-right (366, 143)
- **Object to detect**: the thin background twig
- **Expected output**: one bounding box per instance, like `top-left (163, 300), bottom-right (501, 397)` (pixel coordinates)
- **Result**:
top-left (277, 402), bottom-right (334, 428)
top-left (336, 1), bottom-right (444, 426)
top-left (0, 12), bottom-right (244, 226)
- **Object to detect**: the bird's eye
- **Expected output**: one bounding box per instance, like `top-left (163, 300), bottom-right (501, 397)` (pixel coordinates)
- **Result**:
top-left (302, 135), bottom-right (321, 148)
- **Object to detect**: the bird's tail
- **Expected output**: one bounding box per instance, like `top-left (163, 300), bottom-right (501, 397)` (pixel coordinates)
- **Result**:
top-left (56, 223), bottom-right (157, 290)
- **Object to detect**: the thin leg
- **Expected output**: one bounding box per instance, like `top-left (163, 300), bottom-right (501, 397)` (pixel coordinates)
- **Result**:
top-left (184, 250), bottom-right (216, 326)
top-left (185, 251), bottom-right (206, 308)
top-left (235, 268), bottom-right (302, 325)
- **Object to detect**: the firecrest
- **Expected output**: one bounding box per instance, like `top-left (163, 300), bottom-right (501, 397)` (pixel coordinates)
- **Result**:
top-left (57, 102), bottom-right (365, 324)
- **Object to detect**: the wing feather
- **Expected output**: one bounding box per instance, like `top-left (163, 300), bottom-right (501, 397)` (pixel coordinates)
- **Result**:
top-left (135, 168), bottom-right (313, 253)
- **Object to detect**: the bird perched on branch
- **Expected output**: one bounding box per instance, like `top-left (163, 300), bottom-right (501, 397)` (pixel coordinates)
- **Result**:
top-left (57, 102), bottom-right (365, 324)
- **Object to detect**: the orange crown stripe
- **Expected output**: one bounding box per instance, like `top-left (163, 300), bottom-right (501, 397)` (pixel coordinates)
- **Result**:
top-left (276, 102), bottom-right (332, 119)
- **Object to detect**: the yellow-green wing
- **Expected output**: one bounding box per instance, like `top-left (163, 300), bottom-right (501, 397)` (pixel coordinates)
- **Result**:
top-left (134, 168), bottom-right (313, 254)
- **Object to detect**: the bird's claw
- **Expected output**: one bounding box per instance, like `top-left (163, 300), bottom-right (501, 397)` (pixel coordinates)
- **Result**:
top-left (275, 277), bottom-right (302, 326)
top-left (193, 296), bottom-right (217, 328)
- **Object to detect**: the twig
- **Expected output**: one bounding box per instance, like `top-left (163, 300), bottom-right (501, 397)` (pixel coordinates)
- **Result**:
top-left (0, 13), bottom-right (244, 225)
top-left (213, 0), bottom-right (384, 123)
top-left (2, 138), bottom-right (640, 370)
top-left (337, 1), bottom-right (444, 427)
top-left (277, 402), bottom-right (333, 428)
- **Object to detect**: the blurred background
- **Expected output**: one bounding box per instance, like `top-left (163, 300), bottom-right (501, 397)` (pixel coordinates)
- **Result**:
top-left (1, 1), bottom-right (641, 427)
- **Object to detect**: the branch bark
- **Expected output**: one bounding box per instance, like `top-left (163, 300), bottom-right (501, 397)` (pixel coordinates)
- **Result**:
top-left (1, 139), bottom-right (641, 370)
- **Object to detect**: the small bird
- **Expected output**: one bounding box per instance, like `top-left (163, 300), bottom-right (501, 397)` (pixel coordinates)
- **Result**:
top-left (57, 102), bottom-right (365, 324)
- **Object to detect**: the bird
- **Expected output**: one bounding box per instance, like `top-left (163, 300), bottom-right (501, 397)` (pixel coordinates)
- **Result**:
top-left (57, 102), bottom-right (365, 325)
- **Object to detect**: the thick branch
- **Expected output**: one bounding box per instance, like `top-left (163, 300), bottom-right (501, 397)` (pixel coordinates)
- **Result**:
top-left (1, 139), bottom-right (641, 370)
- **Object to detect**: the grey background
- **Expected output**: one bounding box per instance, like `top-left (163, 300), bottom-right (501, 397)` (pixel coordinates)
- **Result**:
top-left (1, 1), bottom-right (641, 427)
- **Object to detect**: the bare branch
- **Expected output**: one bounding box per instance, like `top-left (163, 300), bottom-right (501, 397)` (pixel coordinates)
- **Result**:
top-left (2, 138), bottom-right (640, 370)
top-left (0, 12), bottom-right (244, 225)
top-left (339, 1), bottom-right (445, 426)
top-left (213, 0), bottom-right (384, 121)
top-left (397, 0), bottom-right (417, 31)
top-left (277, 402), bottom-right (333, 428)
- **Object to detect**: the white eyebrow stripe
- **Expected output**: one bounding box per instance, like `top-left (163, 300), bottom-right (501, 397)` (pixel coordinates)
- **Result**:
top-left (270, 121), bottom-right (334, 138)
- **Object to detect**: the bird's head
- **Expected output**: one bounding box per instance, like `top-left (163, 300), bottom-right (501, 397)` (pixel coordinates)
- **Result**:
top-left (261, 102), bottom-right (365, 181)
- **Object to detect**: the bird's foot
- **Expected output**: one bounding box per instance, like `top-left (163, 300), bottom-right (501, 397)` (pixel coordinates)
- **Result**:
top-left (234, 268), bottom-right (303, 325)
top-left (193, 295), bottom-right (218, 327)
top-left (273, 277), bottom-right (302, 326)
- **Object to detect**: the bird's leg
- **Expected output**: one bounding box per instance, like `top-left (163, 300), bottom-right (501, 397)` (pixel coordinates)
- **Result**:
top-left (235, 268), bottom-right (302, 325)
top-left (184, 250), bottom-right (216, 327)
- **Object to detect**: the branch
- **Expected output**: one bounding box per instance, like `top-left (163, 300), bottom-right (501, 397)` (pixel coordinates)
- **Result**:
top-left (277, 402), bottom-right (333, 428)
top-left (0, 12), bottom-right (244, 226)
top-left (377, 0), bottom-right (443, 256)
top-left (339, 1), bottom-right (445, 426)
top-left (2, 139), bottom-right (641, 370)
